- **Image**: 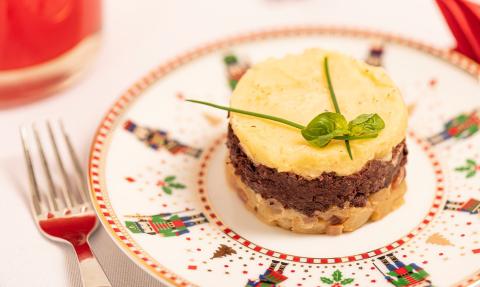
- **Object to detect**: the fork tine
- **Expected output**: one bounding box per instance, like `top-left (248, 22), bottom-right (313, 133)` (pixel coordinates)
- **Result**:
top-left (20, 127), bottom-right (42, 215)
top-left (32, 124), bottom-right (59, 211)
top-left (47, 121), bottom-right (73, 209)
top-left (59, 120), bottom-right (89, 204)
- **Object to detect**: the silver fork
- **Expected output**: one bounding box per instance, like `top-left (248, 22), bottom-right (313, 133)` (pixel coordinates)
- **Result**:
top-left (20, 121), bottom-right (112, 287)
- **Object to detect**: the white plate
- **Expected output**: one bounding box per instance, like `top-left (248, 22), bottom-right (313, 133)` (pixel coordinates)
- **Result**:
top-left (88, 27), bottom-right (480, 287)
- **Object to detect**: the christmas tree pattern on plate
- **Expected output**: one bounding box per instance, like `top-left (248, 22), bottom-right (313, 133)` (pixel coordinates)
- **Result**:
top-left (210, 244), bottom-right (236, 259)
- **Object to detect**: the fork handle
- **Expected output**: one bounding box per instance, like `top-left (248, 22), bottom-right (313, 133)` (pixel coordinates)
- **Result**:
top-left (73, 241), bottom-right (112, 287)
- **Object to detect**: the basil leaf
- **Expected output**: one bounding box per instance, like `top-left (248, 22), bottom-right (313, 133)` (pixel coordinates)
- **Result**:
top-left (348, 113), bottom-right (385, 137)
top-left (301, 112), bottom-right (348, 140)
top-left (305, 133), bottom-right (335, 147)
top-left (301, 112), bottom-right (349, 147)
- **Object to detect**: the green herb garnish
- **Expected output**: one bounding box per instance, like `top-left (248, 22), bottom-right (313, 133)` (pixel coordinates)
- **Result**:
top-left (187, 57), bottom-right (385, 159)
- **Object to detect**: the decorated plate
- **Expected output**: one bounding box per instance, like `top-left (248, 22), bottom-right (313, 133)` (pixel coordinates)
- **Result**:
top-left (88, 27), bottom-right (480, 287)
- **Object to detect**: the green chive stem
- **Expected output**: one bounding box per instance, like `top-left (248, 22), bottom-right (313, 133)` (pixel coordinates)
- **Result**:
top-left (186, 99), bottom-right (305, 130)
top-left (324, 57), bottom-right (341, 114)
top-left (324, 57), bottom-right (353, 160)
top-left (344, 141), bottom-right (353, 159)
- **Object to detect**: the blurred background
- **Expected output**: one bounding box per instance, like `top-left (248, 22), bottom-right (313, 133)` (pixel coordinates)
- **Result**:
top-left (0, 0), bottom-right (474, 286)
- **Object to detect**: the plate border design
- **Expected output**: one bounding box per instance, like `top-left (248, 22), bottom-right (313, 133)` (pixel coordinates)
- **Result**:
top-left (196, 132), bottom-right (445, 263)
top-left (87, 26), bottom-right (480, 287)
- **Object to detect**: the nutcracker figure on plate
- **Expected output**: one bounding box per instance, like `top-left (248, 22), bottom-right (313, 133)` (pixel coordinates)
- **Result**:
top-left (374, 253), bottom-right (431, 287)
top-left (123, 120), bottom-right (202, 158)
top-left (125, 211), bottom-right (208, 237)
top-left (365, 41), bottom-right (385, 67)
top-left (224, 53), bottom-right (250, 90)
top-left (245, 260), bottom-right (288, 287)
top-left (427, 109), bottom-right (480, 145)
top-left (444, 198), bottom-right (480, 214)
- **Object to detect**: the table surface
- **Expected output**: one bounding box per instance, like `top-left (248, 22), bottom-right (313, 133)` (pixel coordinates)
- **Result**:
top-left (0, 0), bottom-right (459, 286)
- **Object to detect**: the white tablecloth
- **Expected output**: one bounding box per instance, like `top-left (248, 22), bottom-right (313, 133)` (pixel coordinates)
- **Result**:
top-left (0, 0), bottom-right (456, 286)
